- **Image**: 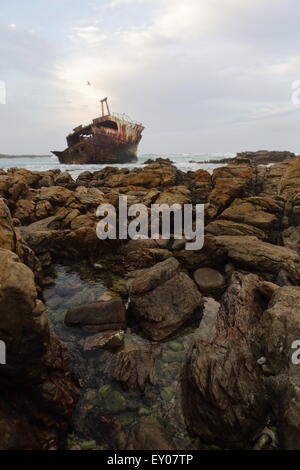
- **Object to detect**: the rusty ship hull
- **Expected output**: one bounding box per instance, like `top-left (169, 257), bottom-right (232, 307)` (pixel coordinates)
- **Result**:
top-left (52, 106), bottom-right (144, 165)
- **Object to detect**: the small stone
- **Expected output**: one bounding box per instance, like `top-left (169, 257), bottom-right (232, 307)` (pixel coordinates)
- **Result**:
top-left (257, 356), bottom-right (267, 365)
top-left (83, 330), bottom-right (125, 351)
top-left (193, 267), bottom-right (226, 297)
top-left (94, 263), bottom-right (104, 270)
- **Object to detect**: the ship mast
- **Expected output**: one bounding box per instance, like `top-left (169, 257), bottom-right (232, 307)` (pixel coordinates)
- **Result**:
top-left (100, 97), bottom-right (110, 116)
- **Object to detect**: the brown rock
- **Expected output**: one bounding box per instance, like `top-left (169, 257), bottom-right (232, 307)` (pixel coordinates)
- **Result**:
top-left (0, 249), bottom-right (78, 449)
top-left (65, 295), bottom-right (126, 331)
top-left (182, 272), bottom-right (268, 447)
top-left (36, 186), bottom-right (72, 205)
top-left (110, 335), bottom-right (161, 391)
top-left (214, 235), bottom-right (300, 282)
top-left (219, 196), bottom-right (282, 230)
top-left (205, 219), bottom-right (267, 239)
top-left (193, 267), bottom-right (226, 297)
top-left (123, 417), bottom-right (176, 450)
top-left (207, 160), bottom-right (254, 219)
top-left (84, 330), bottom-right (125, 351)
top-left (128, 258), bottom-right (203, 340)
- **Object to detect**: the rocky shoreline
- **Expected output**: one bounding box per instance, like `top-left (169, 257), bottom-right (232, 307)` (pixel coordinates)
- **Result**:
top-left (1, 155), bottom-right (300, 449)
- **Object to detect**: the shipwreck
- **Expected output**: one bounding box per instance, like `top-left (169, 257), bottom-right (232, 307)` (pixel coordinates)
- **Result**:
top-left (52, 98), bottom-right (144, 164)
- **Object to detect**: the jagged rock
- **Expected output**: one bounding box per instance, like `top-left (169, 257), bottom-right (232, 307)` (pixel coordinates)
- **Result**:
top-left (65, 295), bottom-right (126, 331)
top-left (128, 258), bottom-right (203, 340)
top-left (54, 172), bottom-right (74, 186)
top-left (73, 186), bottom-right (106, 206)
top-left (0, 249), bottom-right (78, 449)
top-left (35, 186), bottom-right (72, 205)
top-left (207, 160), bottom-right (254, 219)
top-left (256, 286), bottom-right (300, 449)
top-left (219, 196), bottom-right (283, 230)
top-left (99, 163), bottom-right (178, 190)
top-left (182, 272), bottom-right (269, 447)
top-left (280, 156), bottom-right (300, 200)
top-left (110, 335), bottom-right (161, 391)
top-left (183, 271), bottom-right (300, 449)
top-left (257, 161), bottom-right (290, 197)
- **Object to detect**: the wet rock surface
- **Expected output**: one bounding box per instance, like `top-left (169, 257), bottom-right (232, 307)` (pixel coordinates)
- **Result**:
top-left (0, 203), bottom-right (79, 449)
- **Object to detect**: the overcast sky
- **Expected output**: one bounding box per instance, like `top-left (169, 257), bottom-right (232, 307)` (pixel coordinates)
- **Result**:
top-left (1, 0), bottom-right (300, 155)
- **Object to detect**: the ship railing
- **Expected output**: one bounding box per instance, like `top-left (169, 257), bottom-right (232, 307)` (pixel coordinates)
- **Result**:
top-left (112, 112), bottom-right (143, 127)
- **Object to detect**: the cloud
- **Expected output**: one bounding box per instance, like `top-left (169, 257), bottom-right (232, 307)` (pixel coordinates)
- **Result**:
top-left (2, 0), bottom-right (300, 154)
top-left (70, 26), bottom-right (107, 44)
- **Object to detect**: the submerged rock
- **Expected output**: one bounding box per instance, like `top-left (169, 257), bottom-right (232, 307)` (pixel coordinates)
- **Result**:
top-left (110, 335), bottom-right (161, 392)
top-left (65, 294), bottom-right (126, 331)
top-left (83, 330), bottom-right (125, 351)
top-left (121, 417), bottom-right (177, 450)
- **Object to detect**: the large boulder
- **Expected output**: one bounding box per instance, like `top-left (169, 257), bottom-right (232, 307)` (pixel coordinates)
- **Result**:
top-left (128, 258), bottom-right (203, 340)
top-left (0, 249), bottom-right (78, 449)
top-left (257, 286), bottom-right (300, 449)
top-left (218, 196), bottom-right (283, 231)
top-left (182, 272), bottom-right (300, 449)
top-left (182, 272), bottom-right (269, 447)
top-left (214, 235), bottom-right (300, 282)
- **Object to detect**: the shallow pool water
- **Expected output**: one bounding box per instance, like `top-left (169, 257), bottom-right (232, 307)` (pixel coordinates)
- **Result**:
top-left (43, 262), bottom-right (207, 450)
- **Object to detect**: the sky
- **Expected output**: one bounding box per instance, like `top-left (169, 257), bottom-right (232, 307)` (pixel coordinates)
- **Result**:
top-left (1, 0), bottom-right (300, 155)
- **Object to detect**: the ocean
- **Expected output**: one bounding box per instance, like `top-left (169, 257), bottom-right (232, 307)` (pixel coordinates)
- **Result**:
top-left (0, 152), bottom-right (235, 180)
